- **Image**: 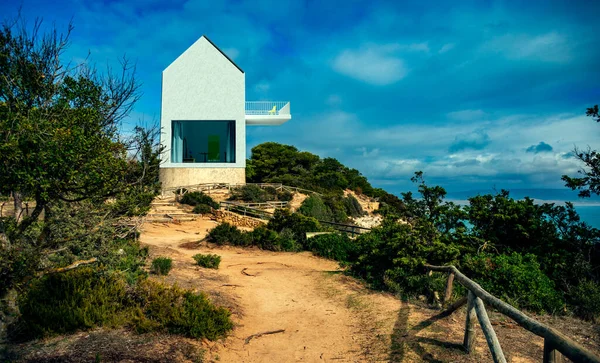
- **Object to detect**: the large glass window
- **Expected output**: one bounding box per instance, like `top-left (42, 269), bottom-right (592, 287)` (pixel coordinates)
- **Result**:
top-left (171, 121), bottom-right (236, 163)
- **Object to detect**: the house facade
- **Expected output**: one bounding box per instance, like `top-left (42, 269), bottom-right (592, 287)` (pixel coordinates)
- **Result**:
top-left (159, 36), bottom-right (290, 190)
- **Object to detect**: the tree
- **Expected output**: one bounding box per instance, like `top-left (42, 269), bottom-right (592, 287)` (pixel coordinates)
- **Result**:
top-left (0, 17), bottom-right (141, 230)
top-left (562, 105), bottom-right (600, 198)
top-left (0, 16), bottom-right (161, 296)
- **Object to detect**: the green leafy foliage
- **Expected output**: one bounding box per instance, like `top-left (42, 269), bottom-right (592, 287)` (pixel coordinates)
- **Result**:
top-left (298, 195), bottom-right (332, 221)
top-left (132, 279), bottom-right (233, 339)
top-left (228, 185), bottom-right (293, 203)
top-left (10, 267), bottom-right (233, 341)
top-left (192, 204), bottom-right (213, 214)
top-left (267, 209), bottom-right (322, 248)
top-left (247, 143), bottom-right (375, 196)
top-left (180, 192), bottom-right (219, 209)
top-left (350, 220), bottom-right (460, 294)
top-left (343, 195), bottom-right (365, 218)
top-left (568, 280), bottom-right (600, 322)
top-left (562, 104), bottom-right (600, 198)
top-left (192, 254), bottom-right (221, 269)
top-left (306, 233), bottom-right (356, 262)
top-left (462, 253), bottom-right (564, 313)
top-left (10, 267), bottom-right (128, 340)
top-left (207, 222), bottom-right (249, 246)
top-left (151, 257), bottom-right (172, 275)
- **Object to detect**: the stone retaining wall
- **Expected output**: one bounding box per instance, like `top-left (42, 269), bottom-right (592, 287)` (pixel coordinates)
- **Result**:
top-left (212, 210), bottom-right (266, 229)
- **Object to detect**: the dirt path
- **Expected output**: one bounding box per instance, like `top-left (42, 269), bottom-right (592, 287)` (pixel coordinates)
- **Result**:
top-left (139, 219), bottom-right (600, 363)
top-left (140, 219), bottom-right (402, 362)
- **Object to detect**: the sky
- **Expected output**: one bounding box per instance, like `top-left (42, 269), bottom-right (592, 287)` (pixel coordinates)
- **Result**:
top-left (4, 0), bottom-right (600, 198)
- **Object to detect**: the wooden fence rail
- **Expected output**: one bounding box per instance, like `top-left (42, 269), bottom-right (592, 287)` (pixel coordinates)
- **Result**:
top-left (424, 264), bottom-right (600, 363)
top-left (160, 183), bottom-right (322, 198)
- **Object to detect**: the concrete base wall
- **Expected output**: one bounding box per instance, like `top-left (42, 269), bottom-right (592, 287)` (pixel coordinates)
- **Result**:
top-left (159, 167), bottom-right (245, 190)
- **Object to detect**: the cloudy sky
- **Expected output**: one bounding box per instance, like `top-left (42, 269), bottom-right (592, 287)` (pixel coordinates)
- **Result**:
top-left (5, 0), bottom-right (600, 197)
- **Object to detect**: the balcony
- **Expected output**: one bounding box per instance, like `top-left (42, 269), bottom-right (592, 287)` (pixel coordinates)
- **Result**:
top-left (245, 101), bottom-right (291, 126)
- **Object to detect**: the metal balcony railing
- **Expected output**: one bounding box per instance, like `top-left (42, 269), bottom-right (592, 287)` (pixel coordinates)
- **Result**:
top-left (245, 101), bottom-right (290, 116)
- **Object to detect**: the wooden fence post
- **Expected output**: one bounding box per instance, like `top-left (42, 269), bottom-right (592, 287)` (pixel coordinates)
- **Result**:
top-left (444, 272), bottom-right (455, 304)
top-left (473, 295), bottom-right (507, 363)
top-left (463, 291), bottom-right (477, 353)
top-left (543, 338), bottom-right (564, 363)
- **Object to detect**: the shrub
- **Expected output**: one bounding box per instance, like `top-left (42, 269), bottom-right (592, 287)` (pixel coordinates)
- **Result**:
top-left (131, 279), bottom-right (232, 339)
top-left (151, 257), bottom-right (172, 275)
top-left (249, 226), bottom-right (282, 251)
top-left (306, 233), bottom-right (356, 263)
top-left (180, 192), bottom-right (219, 209)
top-left (192, 254), bottom-right (221, 269)
top-left (10, 267), bottom-right (129, 340)
top-left (343, 195), bottom-right (364, 218)
top-left (277, 190), bottom-right (294, 202)
top-left (278, 228), bottom-right (301, 251)
top-left (349, 221), bottom-right (460, 293)
top-left (207, 223), bottom-right (249, 246)
top-left (230, 185), bottom-right (267, 203)
top-left (10, 267), bottom-right (233, 341)
top-left (192, 204), bottom-right (213, 214)
top-left (298, 195), bottom-right (332, 221)
top-left (569, 280), bottom-right (600, 322)
top-left (462, 252), bottom-right (564, 314)
top-left (267, 209), bottom-right (322, 248)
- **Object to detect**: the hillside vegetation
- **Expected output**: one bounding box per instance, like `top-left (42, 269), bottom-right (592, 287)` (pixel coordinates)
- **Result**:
top-left (0, 17), bottom-right (233, 346)
top-left (245, 143), bottom-right (600, 321)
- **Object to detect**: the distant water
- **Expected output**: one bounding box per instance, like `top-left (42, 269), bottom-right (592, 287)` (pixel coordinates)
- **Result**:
top-left (575, 205), bottom-right (600, 229)
top-left (445, 189), bottom-right (600, 230)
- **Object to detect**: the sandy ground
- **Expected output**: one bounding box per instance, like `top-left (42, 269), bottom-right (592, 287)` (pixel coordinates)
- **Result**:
top-left (139, 218), bottom-right (600, 363)
top-left (140, 219), bottom-right (401, 362)
top-left (7, 215), bottom-right (598, 362)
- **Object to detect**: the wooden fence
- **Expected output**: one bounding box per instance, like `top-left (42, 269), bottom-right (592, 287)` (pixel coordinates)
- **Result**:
top-left (160, 183), bottom-right (322, 199)
top-left (424, 264), bottom-right (600, 363)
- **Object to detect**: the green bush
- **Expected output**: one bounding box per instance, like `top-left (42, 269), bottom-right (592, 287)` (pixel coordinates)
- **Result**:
top-left (230, 185), bottom-right (267, 203)
top-left (462, 252), bottom-right (564, 314)
top-left (267, 209), bottom-right (322, 248)
top-left (343, 195), bottom-right (364, 217)
top-left (249, 226), bottom-right (283, 251)
top-left (10, 267), bottom-right (129, 340)
top-left (192, 204), bottom-right (213, 214)
top-left (307, 233), bottom-right (356, 263)
top-left (298, 195), bottom-right (332, 221)
top-left (180, 192), bottom-right (219, 209)
top-left (278, 228), bottom-right (301, 251)
top-left (151, 257), bottom-right (172, 275)
top-left (277, 190), bottom-right (294, 201)
top-left (131, 279), bottom-right (232, 339)
top-left (10, 267), bottom-right (233, 341)
top-left (569, 280), bottom-right (600, 322)
top-left (349, 221), bottom-right (460, 293)
top-left (207, 222), bottom-right (249, 246)
top-left (192, 254), bottom-right (221, 269)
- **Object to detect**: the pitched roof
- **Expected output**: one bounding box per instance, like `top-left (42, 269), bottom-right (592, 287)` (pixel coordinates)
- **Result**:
top-left (202, 35), bottom-right (244, 74)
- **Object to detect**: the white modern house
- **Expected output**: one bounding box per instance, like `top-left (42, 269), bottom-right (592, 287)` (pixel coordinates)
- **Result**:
top-left (159, 35), bottom-right (291, 190)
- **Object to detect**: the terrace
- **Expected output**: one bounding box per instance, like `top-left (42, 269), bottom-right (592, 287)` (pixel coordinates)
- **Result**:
top-left (245, 101), bottom-right (291, 125)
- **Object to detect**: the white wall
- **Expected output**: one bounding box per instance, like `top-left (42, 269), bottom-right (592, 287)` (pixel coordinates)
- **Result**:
top-left (160, 36), bottom-right (245, 169)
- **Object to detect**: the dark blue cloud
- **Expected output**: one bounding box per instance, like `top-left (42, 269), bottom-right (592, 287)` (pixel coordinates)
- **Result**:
top-left (449, 131), bottom-right (490, 153)
top-left (526, 142), bottom-right (553, 153)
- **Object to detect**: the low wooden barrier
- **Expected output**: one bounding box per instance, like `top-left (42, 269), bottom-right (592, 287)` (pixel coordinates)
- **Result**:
top-left (425, 264), bottom-right (600, 363)
top-left (160, 183), bottom-right (322, 199)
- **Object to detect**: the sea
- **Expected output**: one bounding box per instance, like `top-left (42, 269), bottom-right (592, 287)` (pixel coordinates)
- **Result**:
top-left (445, 189), bottom-right (600, 229)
